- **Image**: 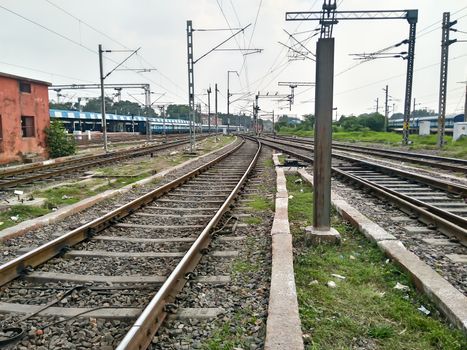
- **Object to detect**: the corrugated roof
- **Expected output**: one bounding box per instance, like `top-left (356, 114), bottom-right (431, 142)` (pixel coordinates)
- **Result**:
top-left (0, 71), bottom-right (51, 86)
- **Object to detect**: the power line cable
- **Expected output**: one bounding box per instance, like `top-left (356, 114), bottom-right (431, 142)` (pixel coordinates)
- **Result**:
top-left (41, 0), bottom-right (186, 103)
top-left (0, 4), bottom-right (96, 54)
top-left (0, 61), bottom-right (95, 83)
top-left (44, 0), bottom-right (129, 50)
top-left (335, 53), bottom-right (467, 97)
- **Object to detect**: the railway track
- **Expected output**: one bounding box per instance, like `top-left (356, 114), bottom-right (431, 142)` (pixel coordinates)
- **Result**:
top-left (273, 135), bottom-right (467, 174)
top-left (0, 137), bottom-right (260, 349)
top-left (250, 135), bottom-right (467, 246)
top-left (0, 136), bottom-right (204, 191)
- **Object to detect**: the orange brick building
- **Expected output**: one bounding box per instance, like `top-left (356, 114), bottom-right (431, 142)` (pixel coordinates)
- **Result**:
top-left (0, 72), bottom-right (50, 164)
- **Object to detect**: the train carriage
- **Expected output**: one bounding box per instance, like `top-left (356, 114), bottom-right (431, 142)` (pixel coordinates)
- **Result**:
top-left (388, 113), bottom-right (464, 134)
top-left (50, 109), bottom-right (199, 134)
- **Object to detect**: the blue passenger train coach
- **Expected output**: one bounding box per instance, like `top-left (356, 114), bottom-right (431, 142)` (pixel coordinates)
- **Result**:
top-left (388, 114), bottom-right (464, 134)
top-left (50, 109), bottom-right (245, 134)
top-left (50, 109), bottom-right (198, 134)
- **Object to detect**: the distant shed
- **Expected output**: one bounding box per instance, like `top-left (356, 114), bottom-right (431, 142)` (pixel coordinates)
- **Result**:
top-left (0, 72), bottom-right (51, 164)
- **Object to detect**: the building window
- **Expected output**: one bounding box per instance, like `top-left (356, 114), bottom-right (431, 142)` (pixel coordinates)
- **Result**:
top-left (19, 81), bottom-right (31, 93)
top-left (21, 116), bottom-right (35, 137)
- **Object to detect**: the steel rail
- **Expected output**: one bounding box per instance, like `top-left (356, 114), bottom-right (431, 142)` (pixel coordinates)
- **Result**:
top-left (117, 139), bottom-right (262, 350)
top-left (332, 167), bottom-right (467, 245)
top-left (249, 135), bottom-right (467, 246)
top-left (259, 136), bottom-right (467, 197)
top-left (273, 135), bottom-right (467, 172)
top-left (0, 138), bottom-right (245, 286)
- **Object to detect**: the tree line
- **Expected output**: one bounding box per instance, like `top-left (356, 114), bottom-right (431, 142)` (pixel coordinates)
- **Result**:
top-left (274, 109), bottom-right (437, 133)
top-left (49, 98), bottom-right (157, 117)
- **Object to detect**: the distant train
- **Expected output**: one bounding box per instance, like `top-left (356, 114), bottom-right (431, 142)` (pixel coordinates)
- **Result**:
top-left (50, 109), bottom-right (245, 134)
top-left (388, 114), bottom-right (464, 134)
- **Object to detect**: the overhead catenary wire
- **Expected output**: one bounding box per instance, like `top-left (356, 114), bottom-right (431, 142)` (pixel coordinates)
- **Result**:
top-left (6, 1), bottom-right (188, 105)
top-left (292, 2), bottom-right (467, 112)
top-left (0, 4), bottom-right (96, 54)
top-left (0, 61), bottom-right (95, 83)
top-left (13, 0), bottom-right (462, 118)
top-left (215, 0), bottom-right (251, 96)
top-left (293, 52), bottom-right (467, 101)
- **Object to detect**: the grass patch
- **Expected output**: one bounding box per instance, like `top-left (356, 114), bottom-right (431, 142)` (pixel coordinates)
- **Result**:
top-left (36, 183), bottom-right (97, 208)
top-left (231, 259), bottom-right (259, 274)
top-left (278, 126), bottom-right (313, 137)
top-left (278, 154), bottom-right (286, 165)
top-left (203, 235), bottom-right (263, 349)
top-left (367, 324), bottom-right (395, 339)
top-left (332, 130), bottom-right (404, 144)
top-left (277, 129), bottom-right (467, 159)
top-left (263, 158), bottom-right (274, 168)
top-left (202, 135), bottom-right (235, 151)
top-left (245, 216), bottom-right (262, 225)
top-left (247, 195), bottom-right (273, 212)
top-left (95, 175), bottom-right (147, 192)
top-left (286, 174), bottom-right (466, 350)
top-left (0, 135), bottom-right (235, 230)
top-left (0, 205), bottom-right (50, 229)
top-left (333, 131), bottom-right (467, 159)
top-left (287, 175), bottom-right (312, 224)
top-left (202, 307), bottom-right (262, 349)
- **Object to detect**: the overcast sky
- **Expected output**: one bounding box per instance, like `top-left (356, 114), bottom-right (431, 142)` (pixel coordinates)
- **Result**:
top-left (0, 0), bottom-right (466, 120)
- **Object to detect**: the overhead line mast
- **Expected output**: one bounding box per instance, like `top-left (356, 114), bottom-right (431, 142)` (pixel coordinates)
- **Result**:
top-left (286, 6), bottom-right (418, 145)
top-left (186, 21), bottom-right (258, 152)
top-left (278, 82), bottom-right (315, 110)
top-left (285, 0), bottom-right (418, 237)
top-left (437, 12), bottom-right (458, 148)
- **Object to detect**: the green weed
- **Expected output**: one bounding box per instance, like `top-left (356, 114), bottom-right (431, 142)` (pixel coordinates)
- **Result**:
top-left (247, 195), bottom-right (273, 211)
top-left (0, 205), bottom-right (50, 229)
top-left (286, 175), bottom-right (466, 350)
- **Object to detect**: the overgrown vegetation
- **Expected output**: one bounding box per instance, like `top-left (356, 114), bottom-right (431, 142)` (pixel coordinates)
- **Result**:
top-left (335, 112), bottom-right (385, 132)
top-left (286, 175), bottom-right (466, 350)
top-left (202, 307), bottom-right (263, 349)
top-left (0, 205), bottom-right (50, 229)
top-left (45, 120), bottom-right (76, 158)
top-left (276, 112), bottom-right (386, 134)
top-left (247, 195), bottom-right (273, 211)
top-left (332, 131), bottom-right (467, 159)
top-left (275, 114), bottom-right (314, 137)
top-left (0, 135), bottom-right (234, 230)
top-left (245, 216), bottom-right (262, 225)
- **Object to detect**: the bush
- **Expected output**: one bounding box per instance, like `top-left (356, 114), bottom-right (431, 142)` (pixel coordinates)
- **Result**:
top-left (45, 121), bottom-right (76, 158)
top-left (339, 113), bottom-right (385, 132)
